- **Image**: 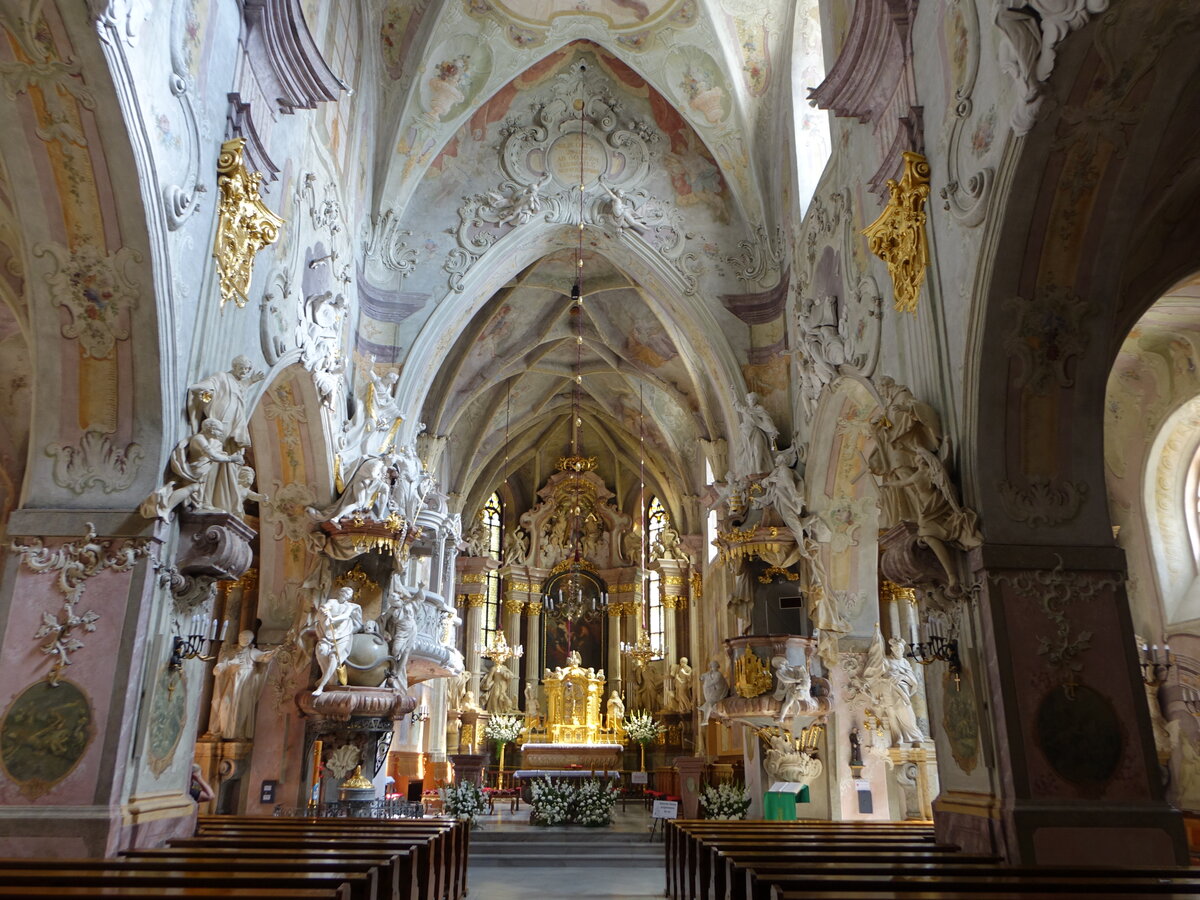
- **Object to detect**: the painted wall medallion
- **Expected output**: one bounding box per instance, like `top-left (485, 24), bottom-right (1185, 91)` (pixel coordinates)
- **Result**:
top-left (941, 667), bottom-right (979, 774)
top-left (146, 668), bottom-right (188, 777)
top-left (0, 679), bottom-right (94, 799)
top-left (1035, 684), bottom-right (1123, 787)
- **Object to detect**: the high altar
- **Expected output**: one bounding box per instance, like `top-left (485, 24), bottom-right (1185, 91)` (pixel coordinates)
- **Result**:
top-left (520, 652), bottom-right (623, 771)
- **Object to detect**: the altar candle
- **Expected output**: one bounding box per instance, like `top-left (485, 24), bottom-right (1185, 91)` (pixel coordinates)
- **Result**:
top-left (220, 619), bottom-right (230, 641)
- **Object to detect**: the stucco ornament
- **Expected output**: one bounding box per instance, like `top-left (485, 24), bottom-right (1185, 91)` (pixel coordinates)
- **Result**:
top-left (213, 138), bottom-right (284, 308)
top-left (46, 431), bottom-right (144, 495)
top-left (141, 419), bottom-right (264, 522)
top-left (1004, 287), bottom-right (1091, 395)
top-left (312, 586), bottom-right (364, 695)
top-left (998, 476), bottom-right (1089, 527)
top-left (35, 242), bottom-right (140, 358)
top-left (794, 279), bottom-right (883, 419)
top-left (380, 575), bottom-right (422, 693)
top-left (446, 60), bottom-right (702, 295)
top-left (996, 0), bottom-right (1110, 135)
top-left (698, 660), bottom-right (729, 725)
top-left (10, 524), bottom-right (152, 685)
top-left (763, 731), bottom-right (824, 786)
top-left (862, 626), bottom-right (925, 747)
top-left (208, 630), bottom-right (277, 739)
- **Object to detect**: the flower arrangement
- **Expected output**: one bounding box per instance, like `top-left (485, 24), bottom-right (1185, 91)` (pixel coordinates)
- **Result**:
top-left (528, 778), bottom-right (618, 827)
top-left (483, 714), bottom-right (523, 744)
top-left (439, 780), bottom-right (488, 824)
top-left (623, 710), bottom-right (664, 745)
top-left (529, 777), bottom-right (574, 826)
top-left (623, 710), bottom-right (664, 771)
top-left (574, 778), bottom-right (619, 827)
top-left (699, 781), bottom-right (750, 821)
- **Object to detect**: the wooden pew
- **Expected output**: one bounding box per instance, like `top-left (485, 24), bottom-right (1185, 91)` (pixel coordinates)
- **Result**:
top-left (196, 815), bottom-right (465, 900)
top-left (0, 866), bottom-right (363, 899)
top-left (0, 889), bottom-right (345, 898)
top-left (740, 861), bottom-right (1200, 900)
top-left (771, 892), bottom-right (1200, 900)
top-left (125, 847), bottom-right (416, 900)
top-left (171, 832), bottom-right (445, 900)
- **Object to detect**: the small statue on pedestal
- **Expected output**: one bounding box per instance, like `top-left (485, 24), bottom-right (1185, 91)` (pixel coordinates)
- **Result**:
top-left (312, 586), bottom-right (363, 695)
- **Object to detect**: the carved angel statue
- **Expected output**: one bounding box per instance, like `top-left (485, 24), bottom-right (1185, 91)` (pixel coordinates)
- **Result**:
top-left (732, 392), bottom-right (778, 477)
top-left (866, 377), bottom-right (981, 587)
top-left (772, 655), bottom-right (817, 724)
top-left (365, 365), bottom-right (401, 433)
top-left (698, 660), bottom-right (729, 726)
top-left (524, 683), bottom-right (541, 720)
top-left (600, 178), bottom-right (650, 231)
top-left (504, 526), bottom-right (530, 565)
top-left (487, 173), bottom-right (550, 226)
top-left (463, 519), bottom-right (491, 558)
top-left (651, 523), bottom-right (688, 561)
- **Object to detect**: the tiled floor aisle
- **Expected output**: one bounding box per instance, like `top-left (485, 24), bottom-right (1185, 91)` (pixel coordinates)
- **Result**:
top-left (467, 803), bottom-right (666, 898)
top-left (466, 866), bottom-right (665, 899)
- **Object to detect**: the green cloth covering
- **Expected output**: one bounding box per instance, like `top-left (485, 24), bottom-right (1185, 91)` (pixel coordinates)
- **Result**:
top-left (763, 791), bottom-right (797, 821)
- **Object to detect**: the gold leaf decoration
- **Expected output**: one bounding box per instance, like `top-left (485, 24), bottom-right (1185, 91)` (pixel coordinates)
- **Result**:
top-left (862, 151), bottom-right (931, 315)
top-left (213, 138), bottom-right (284, 308)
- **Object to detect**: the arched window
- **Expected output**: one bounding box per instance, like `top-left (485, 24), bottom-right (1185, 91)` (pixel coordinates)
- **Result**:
top-left (480, 493), bottom-right (503, 646)
top-left (646, 497), bottom-right (669, 659)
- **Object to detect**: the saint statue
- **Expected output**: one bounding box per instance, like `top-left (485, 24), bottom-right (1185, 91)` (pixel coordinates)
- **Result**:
top-left (208, 630), bottom-right (276, 740)
top-left (866, 377), bottom-right (981, 587)
top-left (312, 586), bottom-right (363, 695)
top-left (668, 657), bottom-right (694, 712)
top-left (698, 660), bottom-right (729, 726)
top-left (308, 453), bottom-right (395, 523)
top-left (187, 356), bottom-right (263, 453)
top-left (482, 659), bottom-right (516, 713)
top-left (380, 577), bottom-right (422, 693)
top-left (163, 418), bottom-right (246, 518)
top-left (524, 683), bottom-right (541, 720)
top-left (461, 689), bottom-right (483, 713)
top-left (732, 392), bottom-right (778, 477)
top-left (863, 628), bottom-right (925, 746)
top-left (631, 660), bottom-right (662, 712)
top-left (607, 690), bottom-right (625, 727)
top-left (447, 668), bottom-right (472, 711)
top-left (504, 527), bottom-right (529, 565)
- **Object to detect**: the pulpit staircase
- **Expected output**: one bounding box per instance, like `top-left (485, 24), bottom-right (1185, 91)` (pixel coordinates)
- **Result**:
top-left (470, 827), bottom-right (665, 867)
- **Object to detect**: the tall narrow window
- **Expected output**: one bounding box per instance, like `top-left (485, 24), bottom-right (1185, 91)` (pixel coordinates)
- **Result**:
top-left (480, 493), bottom-right (503, 646)
top-left (646, 497), bottom-right (668, 659)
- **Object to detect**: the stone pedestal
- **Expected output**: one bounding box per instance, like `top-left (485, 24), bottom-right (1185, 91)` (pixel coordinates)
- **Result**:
top-left (887, 745), bottom-right (938, 821)
top-left (449, 753), bottom-right (487, 786)
top-left (674, 756), bottom-right (710, 819)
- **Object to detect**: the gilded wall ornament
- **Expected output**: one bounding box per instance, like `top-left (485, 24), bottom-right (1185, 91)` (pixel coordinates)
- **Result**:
top-left (862, 152), bottom-right (931, 315)
top-left (213, 138), bottom-right (284, 308)
top-left (734, 651), bottom-right (773, 698)
top-left (10, 523), bottom-right (153, 685)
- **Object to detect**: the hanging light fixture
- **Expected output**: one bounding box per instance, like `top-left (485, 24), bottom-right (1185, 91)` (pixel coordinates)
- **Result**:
top-left (543, 64), bottom-right (609, 626)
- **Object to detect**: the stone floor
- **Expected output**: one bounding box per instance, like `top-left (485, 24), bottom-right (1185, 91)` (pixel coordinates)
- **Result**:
top-left (466, 866), bottom-right (666, 899)
top-left (467, 801), bottom-right (667, 897)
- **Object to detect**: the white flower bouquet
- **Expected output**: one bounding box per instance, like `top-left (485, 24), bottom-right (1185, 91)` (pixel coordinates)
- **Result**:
top-left (623, 710), bottom-right (664, 745)
top-left (439, 780), bottom-right (488, 823)
top-left (529, 777), bottom-right (574, 826)
top-left (699, 781), bottom-right (750, 820)
top-left (574, 778), bottom-right (619, 827)
top-left (483, 714), bottom-right (523, 745)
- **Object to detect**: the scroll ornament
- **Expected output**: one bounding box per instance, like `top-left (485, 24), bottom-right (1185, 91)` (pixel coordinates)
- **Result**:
top-left (862, 152), bottom-right (931, 315)
top-left (213, 138), bottom-right (284, 308)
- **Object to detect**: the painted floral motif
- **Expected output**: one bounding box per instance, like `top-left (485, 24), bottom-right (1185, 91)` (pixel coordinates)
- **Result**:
top-left (34, 242), bottom-right (140, 359)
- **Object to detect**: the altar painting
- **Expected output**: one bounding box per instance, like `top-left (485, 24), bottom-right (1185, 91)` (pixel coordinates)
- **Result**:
top-left (543, 615), bottom-right (605, 672)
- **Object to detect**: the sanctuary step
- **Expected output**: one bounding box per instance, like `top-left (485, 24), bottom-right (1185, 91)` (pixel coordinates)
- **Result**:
top-left (471, 828), bottom-right (664, 868)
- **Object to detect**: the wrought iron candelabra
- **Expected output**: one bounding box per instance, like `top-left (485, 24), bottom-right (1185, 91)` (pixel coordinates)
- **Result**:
top-left (410, 703), bottom-right (431, 725)
top-left (907, 629), bottom-right (963, 689)
top-left (1140, 642), bottom-right (1172, 687)
top-left (169, 613), bottom-right (229, 670)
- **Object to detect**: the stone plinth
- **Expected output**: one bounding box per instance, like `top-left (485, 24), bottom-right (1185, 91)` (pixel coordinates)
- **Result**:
top-left (450, 753), bottom-right (487, 786)
top-left (675, 756), bottom-right (710, 819)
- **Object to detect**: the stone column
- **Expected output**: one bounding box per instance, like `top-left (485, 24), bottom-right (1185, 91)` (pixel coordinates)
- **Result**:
top-left (524, 600), bottom-right (543, 697)
top-left (927, 542), bottom-right (1187, 865)
top-left (502, 594), bottom-right (525, 708)
top-left (427, 678), bottom-right (448, 766)
top-left (455, 557), bottom-right (499, 697)
top-left (607, 603), bottom-right (624, 700)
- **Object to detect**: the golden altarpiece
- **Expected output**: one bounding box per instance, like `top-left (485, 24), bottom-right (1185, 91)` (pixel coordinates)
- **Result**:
top-left (520, 651), bottom-right (624, 770)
